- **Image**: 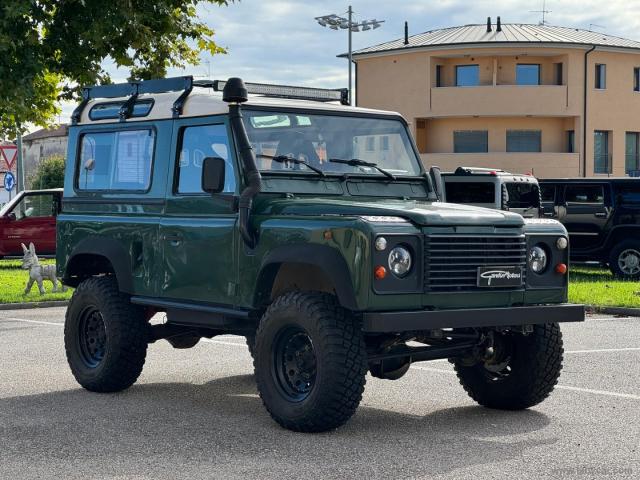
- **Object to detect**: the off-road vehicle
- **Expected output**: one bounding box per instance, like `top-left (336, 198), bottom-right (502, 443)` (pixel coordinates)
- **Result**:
top-left (540, 177), bottom-right (640, 278)
top-left (58, 77), bottom-right (584, 432)
top-left (442, 167), bottom-right (541, 218)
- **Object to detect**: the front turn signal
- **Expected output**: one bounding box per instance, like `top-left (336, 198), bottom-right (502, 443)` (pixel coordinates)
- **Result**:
top-left (555, 263), bottom-right (568, 275)
top-left (374, 265), bottom-right (387, 280)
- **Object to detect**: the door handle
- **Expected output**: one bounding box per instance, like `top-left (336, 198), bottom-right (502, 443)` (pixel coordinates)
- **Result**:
top-left (594, 212), bottom-right (607, 218)
top-left (162, 233), bottom-right (183, 246)
top-left (542, 212), bottom-right (555, 217)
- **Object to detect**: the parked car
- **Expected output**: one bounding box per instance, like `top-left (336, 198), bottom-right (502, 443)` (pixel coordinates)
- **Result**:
top-left (442, 167), bottom-right (541, 218)
top-left (0, 189), bottom-right (62, 258)
top-left (57, 76), bottom-right (583, 433)
top-left (539, 178), bottom-right (640, 278)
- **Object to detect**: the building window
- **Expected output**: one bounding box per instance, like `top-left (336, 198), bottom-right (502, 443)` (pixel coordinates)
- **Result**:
top-left (453, 130), bottom-right (488, 153)
top-left (625, 132), bottom-right (640, 174)
top-left (506, 130), bottom-right (542, 152)
top-left (594, 130), bottom-right (610, 174)
top-left (567, 130), bottom-right (575, 153)
top-left (554, 63), bottom-right (563, 85)
top-left (436, 65), bottom-right (443, 87)
top-left (380, 136), bottom-right (390, 151)
top-left (634, 67), bottom-right (640, 92)
top-left (516, 64), bottom-right (541, 85)
top-left (595, 64), bottom-right (606, 89)
top-left (365, 137), bottom-right (375, 152)
top-left (455, 65), bottom-right (479, 87)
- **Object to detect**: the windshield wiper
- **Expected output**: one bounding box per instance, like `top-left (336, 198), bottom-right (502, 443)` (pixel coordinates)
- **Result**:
top-left (328, 158), bottom-right (396, 180)
top-left (256, 154), bottom-right (325, 177)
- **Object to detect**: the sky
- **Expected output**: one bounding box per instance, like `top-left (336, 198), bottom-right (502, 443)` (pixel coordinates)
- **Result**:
top-left (57, 0), bottom-right (640, 122)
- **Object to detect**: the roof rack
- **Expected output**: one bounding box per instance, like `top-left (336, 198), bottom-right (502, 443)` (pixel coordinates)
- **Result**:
top-left (454, 166), bottom-right (507, 176)
top-left (71, 76), bottom-right (349, 124)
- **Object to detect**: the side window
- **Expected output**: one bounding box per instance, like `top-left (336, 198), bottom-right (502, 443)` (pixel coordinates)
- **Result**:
top-left (177, 124), bottom-right (236, 194)
top-left (445, 182), bottom-right (495, 204)
top-left (565, 185), bottom-right (604, 204)
top-left (77, 129), bottom-right (154, 191)
top-left (540, 185), bottom-right (556, 203)
top-left (12, 194), bottom-right (55, 220)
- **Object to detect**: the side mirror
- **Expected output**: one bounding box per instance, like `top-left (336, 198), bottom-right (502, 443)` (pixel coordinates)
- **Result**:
top-left (6, 212), bottom-right (16, 222)
top-left (429, 166), bottom-right (444, 201)
top-left (202, 157), bottom-right (226, 194)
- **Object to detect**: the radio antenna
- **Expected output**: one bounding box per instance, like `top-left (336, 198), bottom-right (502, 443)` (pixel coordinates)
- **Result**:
top-left (530, 0), bottom-right (551, 25)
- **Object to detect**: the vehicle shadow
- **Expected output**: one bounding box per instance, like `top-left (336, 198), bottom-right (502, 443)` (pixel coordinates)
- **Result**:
top-left (0, 374), bottom-right (555, 479)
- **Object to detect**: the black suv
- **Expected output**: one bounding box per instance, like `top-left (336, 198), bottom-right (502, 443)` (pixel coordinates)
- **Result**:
top-left (540, 178), bottom-right (640, 278)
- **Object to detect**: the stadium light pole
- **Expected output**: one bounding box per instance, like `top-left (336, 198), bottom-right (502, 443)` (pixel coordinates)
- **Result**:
top-left (315, 6), bottom-right (384, 105)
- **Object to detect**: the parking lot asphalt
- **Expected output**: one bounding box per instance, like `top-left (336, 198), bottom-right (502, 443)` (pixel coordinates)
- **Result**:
top-left (0, 307), bottom-right (638, 480)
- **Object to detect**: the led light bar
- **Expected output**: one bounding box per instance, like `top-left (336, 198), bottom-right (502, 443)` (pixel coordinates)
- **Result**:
top-left (207, 80), bottom-right (349, 105)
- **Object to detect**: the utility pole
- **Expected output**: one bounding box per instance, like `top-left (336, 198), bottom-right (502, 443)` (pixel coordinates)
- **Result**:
top-left (315, 7), bottom-right (384, 106)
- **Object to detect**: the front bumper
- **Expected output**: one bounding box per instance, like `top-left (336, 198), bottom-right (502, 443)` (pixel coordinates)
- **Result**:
top-left (361, 303), bottom-right (584, 333)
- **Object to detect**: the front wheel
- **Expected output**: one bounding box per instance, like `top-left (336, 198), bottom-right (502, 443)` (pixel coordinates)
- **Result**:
top-left (453, 323), bottom-right (563, 410)
top-left (609, 240), bottom-right (640, 279)
top-left (254, 292), bottom-right (368, 432)
top-left (64, 276), bottom-right (149, 393)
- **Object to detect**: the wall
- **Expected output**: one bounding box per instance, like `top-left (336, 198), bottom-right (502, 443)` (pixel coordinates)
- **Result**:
top-left (22, 135), bottom-right (68, 187)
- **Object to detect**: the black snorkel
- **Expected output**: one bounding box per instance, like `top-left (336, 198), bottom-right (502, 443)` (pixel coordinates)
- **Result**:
top-left (223, 78), bottom-right (262, 249)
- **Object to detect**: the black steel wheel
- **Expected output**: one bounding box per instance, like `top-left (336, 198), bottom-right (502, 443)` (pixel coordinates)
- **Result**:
top-left (77, 307), bottom-right (107, 368)
top-left (254, 292), bottom-right (367, 432)
top-left (65, 276), bottom-right (148, 393)
top-left (609, 240), bottom-right (640, 279)
top-left (272, 327), bottom-right (317, 401)
top-left (453, 323), bottom-right (563, 410)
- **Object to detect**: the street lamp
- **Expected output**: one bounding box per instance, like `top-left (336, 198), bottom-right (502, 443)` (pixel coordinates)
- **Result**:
top-left (315, 6), bottom-right (384, 105)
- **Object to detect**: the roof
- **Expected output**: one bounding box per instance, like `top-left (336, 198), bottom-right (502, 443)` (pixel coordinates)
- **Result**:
top-left (350, 23), bottom-right (640, 57)
top-left (77, 90), bottom-right (401, 125)
top-left (540, 178), bottom-right (640, 182)
top-left (22, 125), bottom-right (68, 142)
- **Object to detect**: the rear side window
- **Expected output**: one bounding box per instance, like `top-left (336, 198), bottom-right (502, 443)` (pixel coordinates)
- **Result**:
top-left (565, 185), bottom-right (604, 204)
top-left (77, 129), bottom-right (155, 191)
top-left (445, 182), bottom-right (495, 203)
top-left (505, 183), bottom-right (540, 208)
top-left (615, 184), bottom-right (640, 204)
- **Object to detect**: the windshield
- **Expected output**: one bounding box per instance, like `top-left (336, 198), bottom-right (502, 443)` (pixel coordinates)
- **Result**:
top-left (505, 183), bottom-right (540, 209)
top-left (243, 110), bottom-right (422, 177)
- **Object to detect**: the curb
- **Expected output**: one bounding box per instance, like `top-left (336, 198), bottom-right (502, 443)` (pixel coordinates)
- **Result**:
top-left (591, 305), bottom-right (640, 317)
top-left (0, 301), bottom-right (68, 311)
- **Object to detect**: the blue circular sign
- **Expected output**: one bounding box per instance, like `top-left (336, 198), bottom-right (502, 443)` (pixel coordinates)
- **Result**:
top-left (4, 172), bottom-right (15, 192)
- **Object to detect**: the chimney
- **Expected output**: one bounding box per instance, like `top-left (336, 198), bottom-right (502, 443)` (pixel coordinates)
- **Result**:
top-left (486, 17), bottom-right (492, 32)
top-left (496, 16), bottom-right (502, 32)
top-left (404, 21), bottom-right (409, 45)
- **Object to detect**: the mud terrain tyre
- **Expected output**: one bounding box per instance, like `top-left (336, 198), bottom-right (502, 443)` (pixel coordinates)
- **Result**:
top-left (609, 240), bottom-right (640, 279)
top-left (246, 333), bottom-right (256, 359)
top-left (254, 292), bottom-right (367, 432)
top-left (453, 323), bottom-right (563, 410)
top-left (64, 276), bottom-right (148, 393)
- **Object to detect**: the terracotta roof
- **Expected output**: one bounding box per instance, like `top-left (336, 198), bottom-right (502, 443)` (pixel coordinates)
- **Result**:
top-left (350, 23), bottom-right (640, 57)
top-left (22, 124), bottom-right (68, 142)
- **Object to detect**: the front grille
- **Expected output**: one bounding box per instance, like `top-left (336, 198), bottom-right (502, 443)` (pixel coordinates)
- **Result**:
top-left (424, 234), bottom-right (527, 292)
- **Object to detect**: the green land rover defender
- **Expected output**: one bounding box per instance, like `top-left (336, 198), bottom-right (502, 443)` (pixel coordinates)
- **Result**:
top-left (57, 77), bottom-right (584, 432)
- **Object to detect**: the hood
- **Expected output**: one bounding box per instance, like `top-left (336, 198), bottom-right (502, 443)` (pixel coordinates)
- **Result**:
top-left (254, 196), bottom-right (524, 227)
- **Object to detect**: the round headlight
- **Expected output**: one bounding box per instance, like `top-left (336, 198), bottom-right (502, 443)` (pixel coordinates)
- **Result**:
top-left (556, 237), bottom-right (568, 250)
top-left (388, 246), bottom-right (412, 277)
top-left (528, 245), bottom-right (548, 273)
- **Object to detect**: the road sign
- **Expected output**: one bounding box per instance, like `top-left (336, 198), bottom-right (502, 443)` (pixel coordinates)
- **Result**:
top-left (4, 172), bottom-right (15, 192)
top-left (0, 145), bottom-right (17, 170)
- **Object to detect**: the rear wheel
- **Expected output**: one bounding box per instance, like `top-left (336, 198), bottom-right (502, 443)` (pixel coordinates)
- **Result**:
top-left (453, 323), bottom-right (563, 410)
top-left (609, 240), bottom-right (640, 279)
top-left (254, 292), bottom-right (367, 432)
top-left (64, 276), bottom-right (148, 393)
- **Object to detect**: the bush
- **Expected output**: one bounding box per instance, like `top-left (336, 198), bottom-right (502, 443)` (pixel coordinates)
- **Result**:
top-left (28, 154), bottom-right (65, 190)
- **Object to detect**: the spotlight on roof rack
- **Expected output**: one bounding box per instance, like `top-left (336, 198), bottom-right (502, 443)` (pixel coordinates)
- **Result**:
top-left (210, 80), bottom-right (349, 105)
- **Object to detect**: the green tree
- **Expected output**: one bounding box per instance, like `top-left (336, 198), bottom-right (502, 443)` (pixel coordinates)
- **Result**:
top-left (0, 0), bottom-right (230, 137)
top-left (27, 155), bottom-right (66, 190)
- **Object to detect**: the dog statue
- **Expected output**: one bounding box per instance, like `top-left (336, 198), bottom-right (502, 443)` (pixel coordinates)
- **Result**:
top-left (21, 243), bottom-right (65, 295)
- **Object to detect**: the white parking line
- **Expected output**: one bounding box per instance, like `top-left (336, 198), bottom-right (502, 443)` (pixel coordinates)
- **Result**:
top-left (565, 347), bottom-right (640, 354)
top-left (555, 385), bottom-right (640, 400)
top-left (2, 317), bottom-right (64, 327)
top-left (201, 338), bottom-right (245, 347)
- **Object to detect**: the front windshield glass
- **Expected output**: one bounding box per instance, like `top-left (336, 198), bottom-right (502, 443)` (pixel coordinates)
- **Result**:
top-left (243, 110), bottom-right (422, 177)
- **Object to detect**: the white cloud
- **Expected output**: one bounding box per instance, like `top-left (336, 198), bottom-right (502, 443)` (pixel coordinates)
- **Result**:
top-left (55, 0), bottom-right (640, 124)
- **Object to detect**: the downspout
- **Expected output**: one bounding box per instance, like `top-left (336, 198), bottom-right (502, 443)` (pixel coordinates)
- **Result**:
top-left (583, 45), bottom-right (596, 177)
top-left (222, 78), bottom-right (262, 249)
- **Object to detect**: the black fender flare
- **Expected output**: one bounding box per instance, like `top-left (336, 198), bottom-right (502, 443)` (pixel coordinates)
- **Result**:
top-left (603, 225), bottom-right (640, 251)
top-left (65, 236), bottom-right (134, 293)
top-left (256, 244), bottom-right (359, 310)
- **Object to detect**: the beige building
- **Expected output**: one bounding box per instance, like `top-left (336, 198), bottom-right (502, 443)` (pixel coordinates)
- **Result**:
top-left (21, 124), bottom-right (68, 185)
top-left (352, 19), bottom-right (640, 178)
